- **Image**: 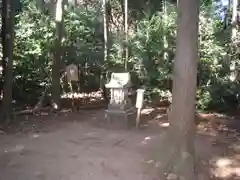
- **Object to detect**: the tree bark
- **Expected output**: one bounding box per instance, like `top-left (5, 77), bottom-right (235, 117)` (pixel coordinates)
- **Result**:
top-left (124, 0), bottom-right (128, 70)
top-left (163, 0), bottom-right (168, 61)
top-left (231, 0), bottom-right (238, 40)
top-left (0, 0), bottom-right (14, 122)
top-left (51, 0), bottom-right (64, 109)
top-left (156, 0), bottom-right (200, 179)
top-left (103, 0), bottom-right (108, 63)
top-left (230, 0), bottom-right (238, 81)
top-left (169, 0), bottom-right (200, 178)
top-left (101, 0), bottom-right (109, 99)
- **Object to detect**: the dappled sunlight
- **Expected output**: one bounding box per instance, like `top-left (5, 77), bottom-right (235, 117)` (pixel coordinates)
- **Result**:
top-left (211, 156), bottom-right (240, 179)
top-left (4, 145), bottom-right (25, 153)
top-left (52, 103), bottom-right (59, 109)
top-left (232, 144), bottom-right (240, 151)
top-left (60, 91), bottom-right (106, 110)
top-left (141, 136), bottom-right (154, 145)
top-left (61, 91), bottom-right (103, 100)
top-left (90, 98), bottom-right (98, 102)
top-left (146, 159), bottom-right (155, 164)
top-left (216, 158), bottom-right (232, 167)
top-left (30, 134), bottom-right (40, 139)
top-left (84, 132), bottom-right (98, 137)
top-left (139, 106), bottom-right (169, 128)
top-left (1, 0), bottom-right (239, 178)
top-left (155, 114), bottom-right (165, 120)
top-left (141, 108), bottom-right (155, 115)
top-left (0, 107), bottom-right (240, 180)
top-left (158, 122), bottom-right (169, 128)
top-left (197, 123), bottom-right (218, 137)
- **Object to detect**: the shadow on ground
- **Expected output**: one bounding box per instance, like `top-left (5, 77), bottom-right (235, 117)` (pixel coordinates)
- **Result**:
top-left (0, 101), bottom-right (239, 180)
top-left (137, 106), bottom-right (240, 180)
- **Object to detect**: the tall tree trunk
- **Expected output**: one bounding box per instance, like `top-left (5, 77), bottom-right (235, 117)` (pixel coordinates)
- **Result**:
top-left (101, 0), bottom-right (109, 99)
top-left (0, 0), bottom-right (14, 122)
top-left (163, 0), bottom-right (168, 62)
top-left (230, 0), bottom-right (238, 81)
top-left (124, 0), bottom-right (128, 70)
top-left (51, 0), bottom-right (64, 109)
top-left (231, 0), bottom-right (238, 40)
top-left (156, 0), bottom-right (200, 179)
top-left (103, 0), bottom-right (108, 63)
top-left (169, 0), bottom-right (200, 178)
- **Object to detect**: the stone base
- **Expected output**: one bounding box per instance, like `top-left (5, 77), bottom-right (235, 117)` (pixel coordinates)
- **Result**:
top-left (105, 107), bottom-right (137, 128)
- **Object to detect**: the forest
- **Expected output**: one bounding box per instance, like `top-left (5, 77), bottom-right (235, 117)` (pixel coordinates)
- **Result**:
top-left (0, 0), bottom-right (240, 180)
top-left (0, 0), bottom-right (239, 117)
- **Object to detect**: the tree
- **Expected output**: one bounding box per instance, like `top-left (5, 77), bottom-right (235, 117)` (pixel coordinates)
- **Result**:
top-left (168, 0), bottom-right (200, 178)
top-left (0, 0), bottom-right (14, 121)
top-left (156, 0), bottom-right (200, 179)
top-left (103, 0), bottom-right (108, 63)
top-left (101, 0), bottom-right (109, 99)
top-left (231, 0), bottom-right (238, 40)
top-left (51, 0), bottom-right (64, 109)
top-left (230, 0), bottom-right (239, 81)
top-left (163, 0), bottom-right (168, 61)
top-left (124, 0), bottom-right (128, 69)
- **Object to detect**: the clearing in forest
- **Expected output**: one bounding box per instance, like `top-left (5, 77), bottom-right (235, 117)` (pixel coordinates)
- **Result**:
top-left (0, 108), bottom-right (239, 180)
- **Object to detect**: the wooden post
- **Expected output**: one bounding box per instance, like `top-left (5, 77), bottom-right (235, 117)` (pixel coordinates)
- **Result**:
top-left (69, 82), bottom-right (75, 111)
top-left (135, 89), bottom-right (145, 129)
top-left (136, 108), bottom-right (141, 129)
top-left (66, 64), bottom-right (79, 111)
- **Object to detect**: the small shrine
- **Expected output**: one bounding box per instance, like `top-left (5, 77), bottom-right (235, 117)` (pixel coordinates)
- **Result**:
top-left (105, 72), bottom-right (136, 127)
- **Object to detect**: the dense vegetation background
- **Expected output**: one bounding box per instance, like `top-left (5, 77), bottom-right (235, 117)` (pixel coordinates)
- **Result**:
top-left (0, 0), bottom-right (239, 117)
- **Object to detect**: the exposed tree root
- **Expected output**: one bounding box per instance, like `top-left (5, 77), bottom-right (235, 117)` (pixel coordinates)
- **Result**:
top-left (149, 129), bottom-right (198, 180)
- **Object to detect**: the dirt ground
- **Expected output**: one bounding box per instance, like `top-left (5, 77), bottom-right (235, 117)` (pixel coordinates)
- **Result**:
top-left (0, 107), bottom-right (239, 180)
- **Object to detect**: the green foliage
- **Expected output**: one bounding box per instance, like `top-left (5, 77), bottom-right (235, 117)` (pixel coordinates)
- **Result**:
top-left (128, 11), bottom-right (176, 99)
top-left (11, 0), bottom-right (104, 105)
top-left (1, 0), bottom-right (239, 112)
top-left (63, 6), bottom-right (103, 65)
top-left (13, 0), bottom-right (55, 105)
top-left (196, 3), bottom-right (239, 112)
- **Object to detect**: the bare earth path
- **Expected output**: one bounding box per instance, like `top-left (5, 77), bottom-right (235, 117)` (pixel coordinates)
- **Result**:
top-left (0, 109), bottom-right (239, 180)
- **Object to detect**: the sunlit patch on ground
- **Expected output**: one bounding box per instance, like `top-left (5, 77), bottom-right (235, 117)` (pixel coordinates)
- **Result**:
top-left (158, 122), bottom-right (169, 128)
top-left (141, 136), bottom-right (153, 145)
top-left (211, 156), bottom-right (240, 179)
top-left (0, 106), bottom-right (240, 180)
top-left (61, 91), bottom-right (103, 99)
top-left (141, 108), bottom-right (155, 115)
